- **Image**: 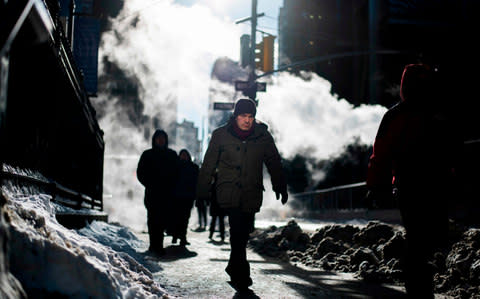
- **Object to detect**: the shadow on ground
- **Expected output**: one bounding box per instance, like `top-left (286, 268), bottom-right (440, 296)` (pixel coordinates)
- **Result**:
top-left (160, 245), bottom-right (198, 261)
top-left (262, 255), bottom-right (406, 299)
top-left (211, 256), bottom-right (406, 298)
top-left (231, 288), bottom-right (261, 299)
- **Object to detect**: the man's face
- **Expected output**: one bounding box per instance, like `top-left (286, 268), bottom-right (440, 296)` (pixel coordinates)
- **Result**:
top-left (154, 135), bottom-right (166, 147)
top-left (235, 113), bottom-right (254, 131)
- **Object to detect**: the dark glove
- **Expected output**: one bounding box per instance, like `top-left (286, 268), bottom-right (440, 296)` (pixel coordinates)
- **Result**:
top-left (365, 187), bottom-right (391, 209)
top-left (276, 191), bottom-right (288, 205)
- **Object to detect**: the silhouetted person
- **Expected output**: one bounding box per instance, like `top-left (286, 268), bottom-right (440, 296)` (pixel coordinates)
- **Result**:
top-left (197, 99), bottom-right (288, 291)
top-left (367, 64), bottom-right (460, 298)
top-left (208, 190), bottom-right (226, 242)
top-left (195, 197), bottom-right (208, 231)
top-left (172, 149), bottom-right (199, 246)
top-left (137, 129), bottom-right (178, 256)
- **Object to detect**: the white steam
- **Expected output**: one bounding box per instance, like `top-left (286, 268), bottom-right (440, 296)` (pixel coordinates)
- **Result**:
top-left (256, 72), bottom-right (386, 159)
top-left (95, 0), bottom-right (387, 231)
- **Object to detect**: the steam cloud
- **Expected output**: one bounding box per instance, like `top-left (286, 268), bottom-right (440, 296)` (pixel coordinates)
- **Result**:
top-left (94, 0), bottom-right (387, 231)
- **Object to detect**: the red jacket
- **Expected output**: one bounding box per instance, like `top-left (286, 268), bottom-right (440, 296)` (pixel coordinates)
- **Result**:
top-left (367, 64), bottom-right (459, 194)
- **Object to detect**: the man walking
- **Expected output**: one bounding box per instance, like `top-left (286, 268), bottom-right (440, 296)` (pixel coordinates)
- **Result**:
top-left (197, 98), bottom-right (288, 291)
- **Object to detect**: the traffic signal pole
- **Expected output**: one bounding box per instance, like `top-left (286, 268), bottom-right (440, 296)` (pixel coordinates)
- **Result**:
top-left (234, 0), bottom-right (267, 102)
top-left (248, 0), bottom-right (258, 102)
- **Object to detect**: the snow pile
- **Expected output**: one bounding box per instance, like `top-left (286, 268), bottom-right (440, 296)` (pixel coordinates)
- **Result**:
top-left (1, 181), bottom-right (170, 298)
top-left (0, 194), bottom-right (26, 299)
top-left (249, 220), bottom-right (480, 298)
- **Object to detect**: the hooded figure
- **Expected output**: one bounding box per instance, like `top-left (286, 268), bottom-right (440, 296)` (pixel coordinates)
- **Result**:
top-left (366, 64), bottom-right (461, 298)
top-left (171, 149), bottom-right (199, 246)
top-left (197, 98), bottom-right (288, 291)
top-left (137, 129), bottom-right (179, 255)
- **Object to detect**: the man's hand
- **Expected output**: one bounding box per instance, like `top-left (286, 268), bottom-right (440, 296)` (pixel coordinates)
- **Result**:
top-left (276, 191), bottom-right (288, 205)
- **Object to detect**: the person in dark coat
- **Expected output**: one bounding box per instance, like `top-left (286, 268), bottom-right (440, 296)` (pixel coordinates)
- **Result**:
top-left (172, 149), bottom-right (199, 246)
top-left (208, 188), bottom-right (226, 242)
top-left (197, 98), bottom-right (288, 291)
top-left (366, 64), bottom-right (461, 298)
top-left (195, 197), bottom-right (208, 231)
top-left (137, 129), bottom-right (179, 256)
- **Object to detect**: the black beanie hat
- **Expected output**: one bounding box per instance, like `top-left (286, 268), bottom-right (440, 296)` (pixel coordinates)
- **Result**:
top-left (233, 99), bottom-right (256, 117)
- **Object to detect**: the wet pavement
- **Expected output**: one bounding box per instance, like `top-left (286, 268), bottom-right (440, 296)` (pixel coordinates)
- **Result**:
top-left (135, 224), bottom-right (416, 299)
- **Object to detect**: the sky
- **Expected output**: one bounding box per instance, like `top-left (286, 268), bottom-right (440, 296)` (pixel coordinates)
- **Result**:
top-left (172, 0), bottom-right (284, 127)
top-left (96, 0), bottom-right (387, 232)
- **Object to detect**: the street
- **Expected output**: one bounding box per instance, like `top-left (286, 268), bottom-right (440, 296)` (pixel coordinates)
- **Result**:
top-left (136, 224), bottom-right (409, 299)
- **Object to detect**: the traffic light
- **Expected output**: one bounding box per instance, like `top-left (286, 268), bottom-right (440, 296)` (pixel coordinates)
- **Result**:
top-left (255, 40), bottom-right (264, 70)
top-left (255, 35), bottom-right (275, 72)
top-left (262, 35), bottom-right (275, 72)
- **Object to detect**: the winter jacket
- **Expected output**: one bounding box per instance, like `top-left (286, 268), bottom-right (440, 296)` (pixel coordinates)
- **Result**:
top-left (197, 118), bottom-right (287, 213)
top-left (175, 159), bottom-right (199, 200)
top-left (367, 96), bottom-right (460, 198)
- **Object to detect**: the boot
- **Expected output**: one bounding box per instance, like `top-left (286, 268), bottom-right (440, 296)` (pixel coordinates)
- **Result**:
top-left (180, 236), bottom-right (190, 246)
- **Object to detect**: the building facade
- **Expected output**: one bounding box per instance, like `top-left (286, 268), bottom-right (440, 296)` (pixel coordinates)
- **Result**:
top-left (175, 119), bottom-right (202, 164)
top-left (278, 0), bottom-right (477, 107)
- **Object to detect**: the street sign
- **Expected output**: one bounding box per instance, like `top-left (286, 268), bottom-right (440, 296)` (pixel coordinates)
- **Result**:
top-left (213, 102), bottom-right (235, 110)
top-left (256, 82), bottom-right (266, 92)
top-left (234, 80), bottom-right (267, 92)
top-left (234, 81), bottom-right (250, 91)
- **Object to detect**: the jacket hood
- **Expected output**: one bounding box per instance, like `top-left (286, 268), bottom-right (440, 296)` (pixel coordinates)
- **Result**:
top-left (179, 149), bottom-right (192, 161)
top-left (152, 129), bottom-right (168, 148)
top-left (400, 63), bottom-right (434, 104)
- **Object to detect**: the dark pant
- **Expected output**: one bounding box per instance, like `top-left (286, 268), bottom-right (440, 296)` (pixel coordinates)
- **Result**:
top-left (197, 203), bottom-right (207, 228)
top-left (174, 198), bottom-right (194, 242)
top-left (209, 215), bottom-right (225, 239)
top-left (225, 208), bottom-right (255, 284)
top-left (146, 208), bottom-right (167, 251)
top-left (399, 190), bottom-right (449, 299)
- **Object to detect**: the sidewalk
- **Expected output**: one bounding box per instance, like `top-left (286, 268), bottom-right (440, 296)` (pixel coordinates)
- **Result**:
top-left (136, 226), bottom-right (410, 299)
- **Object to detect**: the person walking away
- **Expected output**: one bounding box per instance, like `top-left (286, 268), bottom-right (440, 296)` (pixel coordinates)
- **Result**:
top-left (366, 64), bottom-right (461, 298)
top-left (197, 98), bottom-right (288, 291)
top-left (208, 188), bottom-right (226, 242)
top-left (137, 129), bottom-right (179, 256)
top-left (195, 196), bottom-right (208, 231)
top-left (172, 149), bottom-right (199, 246)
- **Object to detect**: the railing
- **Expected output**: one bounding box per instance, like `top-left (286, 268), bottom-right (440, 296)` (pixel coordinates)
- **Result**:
top-left (290, 182), bottom-right (403, 223)
top-left (292, 139), bottom-right (480, 212)
top-left (0, 170), bottom-right (103, 211)
top-left (291, 182), bottom-right (368, 211)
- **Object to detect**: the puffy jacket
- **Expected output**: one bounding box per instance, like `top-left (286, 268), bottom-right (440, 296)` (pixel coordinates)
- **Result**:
top-left (197, 119), bottom-right (286, 213)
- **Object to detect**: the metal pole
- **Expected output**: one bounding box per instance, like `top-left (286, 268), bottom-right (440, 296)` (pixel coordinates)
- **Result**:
top-left (250, 0), bottom-right (257, 73)
top-left (368, 0), bottom-right (377, 104)
top-left (248, 0), bottom-right (257, 101)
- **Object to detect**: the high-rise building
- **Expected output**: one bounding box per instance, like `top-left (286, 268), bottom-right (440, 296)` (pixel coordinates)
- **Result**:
top-left (175, 119), bottom-right (202, 164)
top-left (279, 0), bottom-right (366, 104)
top-left (278, 0), bottom-right (476, 107)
